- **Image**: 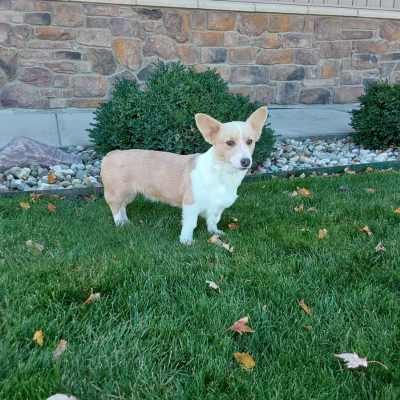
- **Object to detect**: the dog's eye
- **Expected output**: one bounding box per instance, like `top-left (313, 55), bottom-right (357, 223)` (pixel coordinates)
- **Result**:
top-left (226, 140), bottom-right (235, 146)
top-left (247, 140), bottom-right (253, 146)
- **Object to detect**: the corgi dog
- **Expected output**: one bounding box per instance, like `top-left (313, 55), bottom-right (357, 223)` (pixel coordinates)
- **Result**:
top-left (101, 106), bottom-right (268, 244)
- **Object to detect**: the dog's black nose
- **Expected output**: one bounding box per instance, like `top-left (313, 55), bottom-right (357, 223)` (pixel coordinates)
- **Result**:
top-left (241, 158), bottom-right (251, 168)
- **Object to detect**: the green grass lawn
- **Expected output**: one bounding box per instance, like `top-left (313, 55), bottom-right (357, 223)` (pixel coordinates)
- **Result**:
top-left (1, 171), bottom-right (400, 400)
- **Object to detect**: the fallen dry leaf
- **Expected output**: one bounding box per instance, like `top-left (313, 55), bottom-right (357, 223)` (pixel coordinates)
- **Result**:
top-left (228, 223), bottom-right (239, 230)
top-left (30, 193), bottom-right (44, 200)
top-left (232, 217), bottom-right (238, 222)
top-left (234, 353), bottom-right (256, 371)
top-left (310, 137), bottom-right (319, 142)
top-left (33, 330), bottom-right (44, 347)
top-left (354, 221), bottom-right (372, 236)
top-left (271, 175), bottom-right (278, 180)
top-left (298, 228), bottom-right (311, 232)
top-left (208, 234), bottom-right (233, 252)
top-left (394, 208), bottom-right (400, 214)
top-left (50, 195), bottom-right (65, 200)
top-left (222, 243), bottom-right (234, 253)
top-left (47, 204), bottom-right (56, 213)
top-left (307, 207), bottom-right (317, 212)
top-left (318, 229), bottom-right (327, 239)
top-left (85, 194), bottom-right (97, 202)
top-left (340, 186), bottom-right (349, 191)
top-left (35, 243), bottom-right (44, 252)
top-left (205, 280), bottom-right (220, 292)
top-left (26, 240), bottom-right (33, 246)
top-left (294, 204), bottom-right (304, 212)
top-left (299, 299), bottom-right (312, 315)
top-left (48, 172), bottom-right (57, 184)
top-left (262, 305), bottom-right (267, 312)
top-left (305, 326), bottom-right (313, 330)
top-left (82, 176), bottom-right (91, 185)
top-left (334, 352), bottom-right (388, 370)
top-left (366, 166), bottom-right (373, 172)
top-left (297, 187), bottom-right (312, 199)
top-left (84, 288), bottom-right (100, 304)
top-left (375, 241), bottom-right (386, 252)
top-left (20, 201), bottom-right (30, 210)
top-left (344, 167), bottom-right (356, 175)
top-left (53, 340), bottom-right (67, 360)
top-left (228, 317), bottom-right (253, 335)
top-left (299, 173), bottom-right (306, 179)
top-left (365, 188), bottom-right (375, 194)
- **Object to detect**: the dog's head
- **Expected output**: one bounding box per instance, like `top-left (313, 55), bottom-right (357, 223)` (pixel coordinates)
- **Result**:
top-left (195, 107), bottom-right (268, 171)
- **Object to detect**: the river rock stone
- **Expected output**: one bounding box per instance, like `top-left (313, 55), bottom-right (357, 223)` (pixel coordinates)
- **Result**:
top-left (0, 136), bottom-right (82, 171)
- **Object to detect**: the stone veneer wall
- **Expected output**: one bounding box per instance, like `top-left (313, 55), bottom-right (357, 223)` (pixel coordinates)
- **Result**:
top-left (1, 1), bottom-right (400, 108)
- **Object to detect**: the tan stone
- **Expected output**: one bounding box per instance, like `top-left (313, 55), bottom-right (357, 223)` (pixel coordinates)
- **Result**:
top-left (29, 40), bottom-right (72, 49)
top-left (80, 62), bottom-right (91, 73)
top-left (342, 30), bottom-right (372, 40)
top-left (314, 17), bottom-right (341, 41)
top-left (380, 21), bottom-right (400, 42)
top-left (237, 14), bottom-right (268, 37)
top-left (45, 61), bottom-right (78, 74)
top-left (164, 10), bottom-right (190, 43)
top-left (20, 49), bottom-right (51, 59)
top-left (114, 38), bottom-right (142, 70)
top-left (50, 98), bottom-right (67, 108)
top-left (20, 67), bottom-right (52, 86)
top-left (40, 89), bottom-right (60, 97)
top-left (208, 12), bottom-right (236, 31)
top-left (62, 89), bottom-right (72, 97)
top-left (230, 66), bottom-right (269, 84)
top-left (340, 71), bottom-right (362, 85)
top-left (343, 18), bottom-right (378, 30)
top-left (252, 34), bottom-right (282, 49)
top-left (268, 15), bottom-right (303, 33)
top-left (224, 32), bottom-right (236, 47)
top-left (54, 4), bottom-right (84, 27)
top-left (118, 8), bottom-right (137, 19)
top-left (177, 45), bottom-right (199, 65)
top-left (351, 54), bottom-right (377, 69)
top-left (271, 65), bottom-right (305, 81)
top-left (53, 75), bottom-right (69, 88)
top-left (252, 86), bottom-right (274, 104)
top-left (256, 49), bottom-right (293, 65)
top-left (228, 48), bottom-right (256, 65)
top-left (71, 75), bottom-right (107, 97)
top-left (12, 0), bottom-right (34, 11)
top-left (192, 31), bottom-right (223, 46)
top-left (36, 27), bottom-right (74, 40)
top-left (282, 33), bottom-right (312, 48)
top-left (356, 40), bottom-right (388, 54)
top-left (68, 99), bottom-right (106, 108)
top-left (321, 60), bottom-right (340, 79)
top-left (334, 86), bottom-right (364, 103)
top-left (228, 86), bottom-right (251, 97)
top-left (83, 4), bottom-right (118, 16)
top-left (0, 47), bottom-right (17, 80)
top-left (110, 18), bottom-right (133, 37)
top-left (191, 11), bottom-right (205, 30)
top-left (133, 20), bottom-right (145, 40)
top-left (320, 41), bottom-right (351, 58)
top-left (143, 35), bottom-right (175, 60)
top-left (294, 49), bottom-right (319, 65)
top-left (201, 48), bottom-right (227, 64)
top-left (36, 2), bottom-right (52, 12)
top-left (304, 16), bottom-right (313, 33)
top-left (237, 35), bottom-right (250, 46)
top-left (195, 65), bottom-right (229, 81)
top-left (76, 29), bottom-right (111, 47)
top-left (142, 20), bottom-right (161, 32)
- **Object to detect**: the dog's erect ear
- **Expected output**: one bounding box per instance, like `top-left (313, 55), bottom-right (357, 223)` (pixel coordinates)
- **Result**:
top-left (247, 106), bottom-right (268, 141)
top-left (195, 113), bottom-right (221, 145)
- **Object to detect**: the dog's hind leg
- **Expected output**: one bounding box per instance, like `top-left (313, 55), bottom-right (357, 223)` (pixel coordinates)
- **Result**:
top-left (206, 209), bottom-right (224, 235)
top-left (107, 190), bottom-right (137, 226)
top-left (180, 204), bottom-right (199, 245)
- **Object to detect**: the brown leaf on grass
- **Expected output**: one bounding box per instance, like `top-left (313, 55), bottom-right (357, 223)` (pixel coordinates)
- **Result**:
top-left (375, 242), bottom-right (386, 252)
top-left (84, 288), bottom-right (100, 304)
top-left (53, 340), bottom-right (67, 360)
top-left (20, 201), bottom-right (30, 210)
top-left (48, 172), bottom-right (57, 184)
top-left (26, 240), bottom-right (33, 246)
top-left (297, 188), bottom-right (312, 199)
top-left (366, 166), bottom-right (373, 172)
top-left (294, 204), bottom-right (304, 212)
top-left (222, 243), bottom-right (234, 253)
top-left (334, 352), bottom-right (388, 370)
top-left (35, 243), bottom-right (44, 252)
top-left (394, 208), bottom-right (400, 214)
top-left (365, 188), bottom-right (375, 194)
top-left (50, 195), bottom-right (65, 200)
top-left (228, 317), bottom-right (254, 335)
top-left (47, 204), bottom-right (56, 213)
top-left (85, 194), bottom-right (97, 202)
top-left (307, 207), bottom-right (317, 212)
top-left (271, 175), bottom-right (278, 180)
top-left (234, 353), bottom-right (256, 370)
top-left (305, 326), bottom-right (313, 330)
top-left (344, 167), bottom-right (356, 175)
top-left (33, 330), bottom-right (44, 347)
top-left (310, 137), bottom-right (319, 142)
top-left (354, 221), bottom-right (372, 236)
top-left (299, 299), bottom-right (312, 315)
top-left (318, 229), bottom-right (327, 239)
top-left (30, 194), bottom-right (44, 200)
top-left (208, 234), bottom-right (234, 252)
top-left (228, 223), bottom-right (239, 230)
top-left (205, 280), bottom-right (220, 292)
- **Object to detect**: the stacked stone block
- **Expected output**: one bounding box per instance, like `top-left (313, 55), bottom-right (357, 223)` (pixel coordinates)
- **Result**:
top-left (0, 1), bottom-right (400, 108)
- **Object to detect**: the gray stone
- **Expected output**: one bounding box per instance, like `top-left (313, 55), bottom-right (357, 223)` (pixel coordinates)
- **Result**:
top-left (299, 88), bottom-right (331, 104)
top-left (276, 82), bottom-right (300, 104)
top-left (20, 67), bottom-right (52, 86)
top-left (137, 8), bottom-right (163, 20)
top-left (110, 18), bottom-right (133, 37)
top-left (60, 180), bottom-right (71, 187)
top-left (24, 12), bottom-right (51, 25)
top-left (0, 136), bottom-right (82, 171)
top-left (0, 47), bottom-right (18, 80)
top-left (75, 170), bottom-right (87, 180)
top-left (10, 178), bottom-right (22, 188)
top-left (17, 183), bottom-right (30, 191)
top-left (0, 83), bottom-right (39, 108)
top-left (89, 49), bottom-right (116, 75)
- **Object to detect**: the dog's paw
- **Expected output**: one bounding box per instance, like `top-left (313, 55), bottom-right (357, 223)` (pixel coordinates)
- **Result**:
top-left (209, 229), bottom-right (225, 235)
top-left (180, 236), bottom-right (194, 245)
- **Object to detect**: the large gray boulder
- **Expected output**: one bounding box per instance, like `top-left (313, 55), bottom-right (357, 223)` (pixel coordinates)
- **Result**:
top-left (0, 136), bottom-right (82, 172)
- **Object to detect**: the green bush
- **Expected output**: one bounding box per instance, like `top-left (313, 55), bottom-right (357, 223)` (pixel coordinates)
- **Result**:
top-left (87, 61), bottom-right (274, 164)
top-left (350, 79), bottom-right (400, 148)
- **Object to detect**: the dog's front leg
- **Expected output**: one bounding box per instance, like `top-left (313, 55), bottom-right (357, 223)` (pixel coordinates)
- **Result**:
top-left (207, 209), bottom-right (224, 235)
top-left (180, 204), bottom-right (199, 245)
